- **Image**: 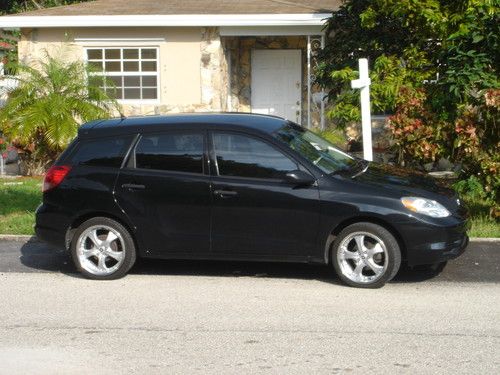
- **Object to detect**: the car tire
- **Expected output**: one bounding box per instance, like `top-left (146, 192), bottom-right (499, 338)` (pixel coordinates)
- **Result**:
top-left (331, 222), bottom-right (401, 288)
top-left (70, 217), bottom-right (136, 280)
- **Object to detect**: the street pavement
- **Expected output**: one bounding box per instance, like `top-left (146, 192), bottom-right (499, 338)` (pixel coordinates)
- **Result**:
top-left (0, 239), bottom-right (499, 374)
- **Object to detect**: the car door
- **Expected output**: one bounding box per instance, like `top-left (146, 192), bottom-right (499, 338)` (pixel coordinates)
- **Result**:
top-left (115, 130), bottom-right (211, 257)
top-left (209, 131), bottom-right (320, 259)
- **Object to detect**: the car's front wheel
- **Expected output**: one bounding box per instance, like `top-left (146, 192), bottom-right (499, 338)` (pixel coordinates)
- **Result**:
top-left (70, 217), bottom-right (136, 280)
top-left (332, 222), bottom-right (401, 288)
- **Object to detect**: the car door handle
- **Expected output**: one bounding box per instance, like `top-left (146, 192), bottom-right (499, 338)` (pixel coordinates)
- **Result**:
top-left (214, 190), bottom-right (238, 198)
top-left (121, 183), bottom-right (146, 190)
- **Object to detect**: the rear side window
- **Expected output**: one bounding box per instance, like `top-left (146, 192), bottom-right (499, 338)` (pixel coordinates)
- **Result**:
top-left (135, 132), bottom-right (204, 174)
top-left (71, 136), bottom-right (133, 168)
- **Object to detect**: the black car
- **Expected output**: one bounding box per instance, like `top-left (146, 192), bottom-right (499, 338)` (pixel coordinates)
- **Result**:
top-left (36, 113), bottom-right (469, 288)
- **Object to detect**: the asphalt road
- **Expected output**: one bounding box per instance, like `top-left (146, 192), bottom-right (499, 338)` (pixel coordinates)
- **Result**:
top-left (0, 239), bottom-right (499, 374)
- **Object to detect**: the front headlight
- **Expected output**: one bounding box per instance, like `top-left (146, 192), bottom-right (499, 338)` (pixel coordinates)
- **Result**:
top-left (401, 197), bottom-right (451, 218)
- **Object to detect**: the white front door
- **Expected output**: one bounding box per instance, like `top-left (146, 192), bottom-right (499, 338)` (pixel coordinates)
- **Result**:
top-left (251, 49), bottom-right (302, 124)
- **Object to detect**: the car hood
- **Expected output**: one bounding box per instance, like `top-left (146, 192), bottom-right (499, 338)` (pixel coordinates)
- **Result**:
top-left (352, 162), bottom-right (460, 211)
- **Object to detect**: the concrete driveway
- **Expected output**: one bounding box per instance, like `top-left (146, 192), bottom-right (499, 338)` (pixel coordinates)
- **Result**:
top-left (0, 239), bottom-right (498, 374)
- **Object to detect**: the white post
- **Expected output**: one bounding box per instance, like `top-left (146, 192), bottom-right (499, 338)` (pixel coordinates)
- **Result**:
top-left (0, 154), bottom-right (4, 176)
top-left (320, 34), bottom-right (326, 130)
top-left (306, 35), bottom-right (311, 128)
top-left (351, 58), bottom-right (373, 161)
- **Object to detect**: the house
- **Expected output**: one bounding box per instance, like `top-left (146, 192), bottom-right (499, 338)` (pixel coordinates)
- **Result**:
top-left (0, 0), bottom-right (339, 128)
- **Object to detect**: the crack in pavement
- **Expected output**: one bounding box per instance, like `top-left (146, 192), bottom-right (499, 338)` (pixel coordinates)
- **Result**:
top-left (3, 324), bottom-right (499, 339)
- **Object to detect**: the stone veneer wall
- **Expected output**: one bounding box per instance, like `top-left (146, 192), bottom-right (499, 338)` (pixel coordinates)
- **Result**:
top-left (200, 27), bottom-right (228, 112)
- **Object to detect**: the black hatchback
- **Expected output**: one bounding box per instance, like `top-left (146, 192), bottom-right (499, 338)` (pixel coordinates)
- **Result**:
top-left (36, 113), bottom-right (469, 288)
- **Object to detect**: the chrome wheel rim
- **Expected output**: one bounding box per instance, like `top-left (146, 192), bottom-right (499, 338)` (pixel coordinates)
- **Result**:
top-left (337, 232), bottom-right (388, 284)
top-left (76, 225), bottom-right (125, 276)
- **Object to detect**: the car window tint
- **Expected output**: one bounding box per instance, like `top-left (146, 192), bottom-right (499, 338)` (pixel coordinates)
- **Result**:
top-left (213, 133), bottom-right (297, 179)
top-left (72, 136), bottom-right (133, 168)
top-left (135, 132), bottom-right (204, 174)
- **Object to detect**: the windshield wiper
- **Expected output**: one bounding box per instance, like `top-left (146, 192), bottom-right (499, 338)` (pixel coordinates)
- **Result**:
top-left (351, 160), bottom-right (370, 178)
top-left (330, 160), bottom-right (369, 177)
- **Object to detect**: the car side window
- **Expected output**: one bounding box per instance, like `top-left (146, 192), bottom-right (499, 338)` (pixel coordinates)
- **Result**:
top-left (71, 136), bottom-right (133, 168)
top-left (213, 133), bottom-right (297, 179)
top-left (135, 132), bottom-right (204, 174)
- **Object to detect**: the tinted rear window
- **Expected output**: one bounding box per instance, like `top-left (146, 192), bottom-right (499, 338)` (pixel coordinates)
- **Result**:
top-left (135, 132), bottom-right (204, 174)
top-left (71, 136), bottom-right (133, 168)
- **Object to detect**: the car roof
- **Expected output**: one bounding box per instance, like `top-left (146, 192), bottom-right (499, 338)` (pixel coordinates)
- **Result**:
top-left (78, 113), bottom-right (288, 138)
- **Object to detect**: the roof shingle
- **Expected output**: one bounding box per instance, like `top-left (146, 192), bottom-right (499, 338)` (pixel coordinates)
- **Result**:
top-left (16, 0), bottom-right (340, 16)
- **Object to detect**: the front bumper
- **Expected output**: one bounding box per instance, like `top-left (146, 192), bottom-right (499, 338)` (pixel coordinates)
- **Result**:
top-left (396, 215), bottom-right (470, 266)
top-left (406, 234), bottom-right (469, 266)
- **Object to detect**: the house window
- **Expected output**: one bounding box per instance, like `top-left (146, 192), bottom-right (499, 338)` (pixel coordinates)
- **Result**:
top-left (86, 47), bottom-right (159, 101)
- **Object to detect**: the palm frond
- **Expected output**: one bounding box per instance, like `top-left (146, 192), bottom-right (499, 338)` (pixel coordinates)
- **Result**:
top-left (0, 50), bottom-right (118, 158)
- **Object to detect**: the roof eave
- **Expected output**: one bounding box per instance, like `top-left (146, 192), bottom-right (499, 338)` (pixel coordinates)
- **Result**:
top-left (0, 13), bottom-right (331, 28)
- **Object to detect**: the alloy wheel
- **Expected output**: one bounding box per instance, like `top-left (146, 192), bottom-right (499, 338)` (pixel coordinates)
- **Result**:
top-left (337, 231), bottom-right (388, 284)
top-left (76, 225), bottom-right (126, 276)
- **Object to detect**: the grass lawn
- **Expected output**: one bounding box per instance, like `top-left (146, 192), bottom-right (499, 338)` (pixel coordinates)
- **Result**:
top-left (0, 176), bottom-right (42, 235)
top-left (0, 176), bottom-right (498, 238)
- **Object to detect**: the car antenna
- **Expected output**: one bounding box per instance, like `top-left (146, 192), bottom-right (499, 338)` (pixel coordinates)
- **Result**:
top-left (119, 109), bottom-right (127, 121)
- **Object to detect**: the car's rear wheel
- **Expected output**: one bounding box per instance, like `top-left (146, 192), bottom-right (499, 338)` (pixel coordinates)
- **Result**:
top-left (70, 217), bottom-right (136, 280)
top-left (332, 222), bottom-right (401, 288)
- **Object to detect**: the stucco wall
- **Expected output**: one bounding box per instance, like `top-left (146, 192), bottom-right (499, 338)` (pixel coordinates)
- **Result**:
top-left (18, 27), bottom-right (208, 115)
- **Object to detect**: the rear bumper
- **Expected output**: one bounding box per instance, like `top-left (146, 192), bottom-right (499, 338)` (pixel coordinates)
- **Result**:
top-left (35, 204), bottom-right (67, 249)
top-left (35, 225), bottom-right (66, 248)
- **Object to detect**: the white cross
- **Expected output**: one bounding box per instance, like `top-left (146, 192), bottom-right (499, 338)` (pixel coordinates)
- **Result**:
top-left (351, 58), bottom-right (373, 161)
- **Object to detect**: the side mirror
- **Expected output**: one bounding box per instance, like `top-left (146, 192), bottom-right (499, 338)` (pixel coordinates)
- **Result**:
top-left (284, 170), bottom-right (315, 187)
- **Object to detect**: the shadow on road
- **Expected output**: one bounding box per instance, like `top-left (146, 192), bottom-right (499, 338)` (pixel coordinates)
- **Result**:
top-left (18, 240), bottom-right (74, 273)
top-left (18, 240), bottom-right (447, 284)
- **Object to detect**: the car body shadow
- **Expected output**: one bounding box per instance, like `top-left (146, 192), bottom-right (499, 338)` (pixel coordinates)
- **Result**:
top-left (19, 240), bottom-right (445, 284)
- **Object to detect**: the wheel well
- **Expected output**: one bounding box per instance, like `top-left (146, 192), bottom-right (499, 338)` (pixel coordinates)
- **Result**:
top-left (65, 212), bottom-right (136, 250)
top-left (325, 216), bottom-right (407, 264)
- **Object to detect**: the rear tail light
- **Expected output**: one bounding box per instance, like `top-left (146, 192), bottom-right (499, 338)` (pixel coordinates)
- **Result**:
top-left (43, 165), bottom-right (72, 192)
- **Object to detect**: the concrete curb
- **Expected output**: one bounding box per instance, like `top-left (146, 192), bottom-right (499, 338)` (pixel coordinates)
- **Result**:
top-left (469, 237), bottom-right (500, 243)
top-left (0, 235), bottom-right (39, 242)
top-left (0, 234), bottom-right (498, 243)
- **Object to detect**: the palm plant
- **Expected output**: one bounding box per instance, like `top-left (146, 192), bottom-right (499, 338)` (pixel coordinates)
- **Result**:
top-left (0, 52), bottom-right (120, 175)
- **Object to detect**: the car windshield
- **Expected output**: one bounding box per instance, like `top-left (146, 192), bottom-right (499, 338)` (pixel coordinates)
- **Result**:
top-left (273, 122), bottom-right (360, 174)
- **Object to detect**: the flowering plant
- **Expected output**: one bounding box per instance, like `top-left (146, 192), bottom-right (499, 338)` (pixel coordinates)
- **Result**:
top-left (0, 137), bottom-right (7, 153)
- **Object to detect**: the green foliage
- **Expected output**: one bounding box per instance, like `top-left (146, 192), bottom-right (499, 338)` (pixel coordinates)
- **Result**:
top-left (326, 50), bottom-right (434, 127)
top-left (0, 136), bottom-right (6, 152)
top-left (317, 0), bottom-right (499, 209)
top-left (316, 127), bottom-right (347, 149)
top-left (0, 52), bottom-right (120, 174)
top-left (453, 176), bottom-right (488, 201)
